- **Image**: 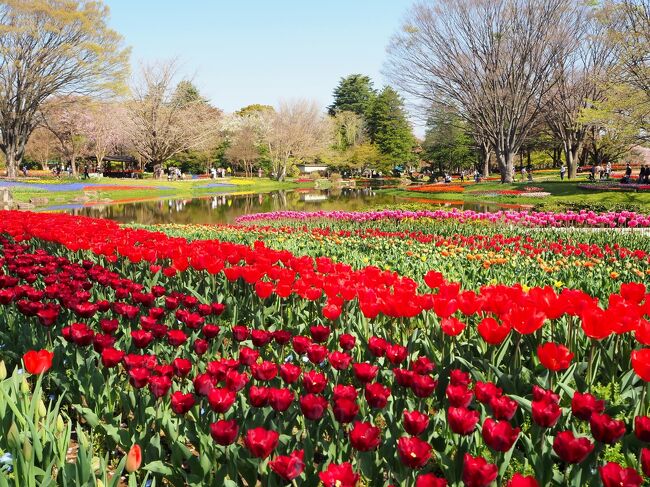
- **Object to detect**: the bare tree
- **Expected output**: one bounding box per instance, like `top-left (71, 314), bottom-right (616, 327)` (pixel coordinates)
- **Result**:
top-left (127, 61), bottom-right (221, 177)
top-left (0, 0), bottom-right (129, 177)
top-left (545, 7), bottom-right (618, 178)
top-left (386, 0), bottom-right (580, 182)
top-left (264, 100), bottom-right (330, 181)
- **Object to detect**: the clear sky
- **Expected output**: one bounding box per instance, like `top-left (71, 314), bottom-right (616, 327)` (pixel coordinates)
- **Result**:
top-left (104, 0), bottom-right (413, 115)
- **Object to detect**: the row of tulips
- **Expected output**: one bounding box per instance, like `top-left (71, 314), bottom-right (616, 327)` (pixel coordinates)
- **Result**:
top-left (233, 208), bottom-right (650, 228)
top-left (0, 211), bottom-right (650, 485)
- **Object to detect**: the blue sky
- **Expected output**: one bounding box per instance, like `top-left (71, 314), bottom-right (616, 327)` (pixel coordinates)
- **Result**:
top-left (105, 0), bottom-right (413, 115)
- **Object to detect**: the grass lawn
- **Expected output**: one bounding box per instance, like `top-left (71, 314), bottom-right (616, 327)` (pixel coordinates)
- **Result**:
top-left (382, 173), bottom-right (650, 211)
top-left (1, 176), bottom-right (312, 207)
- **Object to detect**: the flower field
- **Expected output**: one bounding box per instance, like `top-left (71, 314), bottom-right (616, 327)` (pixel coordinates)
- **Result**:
top-left (1, 209), bottom-right (650, 486)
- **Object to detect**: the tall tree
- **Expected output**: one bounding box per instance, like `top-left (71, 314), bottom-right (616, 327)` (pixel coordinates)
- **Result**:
top-left (366, 86), bottom-right (415, 165)
top-left (423, 107), bottom-right (476, 174)
top-left (42, 97), bottom-right (92, 174)
top-left (25, 127), bottom-right (59, 170)
top-left (223, 113), bottom-right (267, 177)
top-left (85, 102), bottom-right (130, 172)
top-left (264, 100), bottom-right (329, 181)
top-left (0, 0), bottom-right (129, 177)
top-left (387, 0), bottom-right (580, 182)
top-left (328, 74), bottom-right (376, 116)
top-left (127, 61), bottom-right (222, 176)
top-left (330, 111), bottom-right (366, 151)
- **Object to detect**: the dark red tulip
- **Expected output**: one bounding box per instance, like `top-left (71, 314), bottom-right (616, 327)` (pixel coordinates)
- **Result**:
top-left (490, 395), bottom-right (518, 420)
top-left (641, 448), bottom-right (650, 476)
top-left (552, 430), bottom-right (594, 463)
top-left (310, 325), bottom-right (331, 343)
top-left (339, 333), bottom-right (356, 350)
top-left (279, 363), bottom-right (301, 384)
top-left (349, 421), bottom-right (381, 451)
top-left (328, 351), bottom-right (352, 370)
top-left (411, 356), bottom-right (435, 375)
top-left (244, 427), bottom-right (279, 459)
top-left (403, 410), bottom-right (430, 436)
top-left (482, 418), bottom-right (520, 452)
top-left (232, 325), bottom-right (250, 342)
top-left (300, 393), bottom-right (328, 420)
top-left (148, 375), bottom-right (171, 398)
top-left (172, 358), bottom-right (192, 377)
top-left (210, 419), bottom-right (239, 446)
top-left (269, 450), bottom-right (305, 481)
top-left (449, 369), bottom-right (470, 387)
top-left (411, 374), bottom-right (437, 398)
top-left (394, 368), bottom-right (414, 388)
top-left (269, 388), bottom-right (294, 412)
top-left (415, 473), bottom-right (448, 487)
top-left (474, 381), bottom-right (502, 404)
top-left (368, 336), bottom-right (388, 357)
top-left (251, 361), bottom-right (278, 381)
top-left (128, 367), bottom-right (149, 389)
top-left (249, 386), bottom-right (270, 408)
top-left (131, 330), bottom-right (154, 349)
top-left (333, 397), bottom-right (359, 423)
top-left (353, 363), bottom-right (379, 383)
top-left (170, 391), bottom-right (195, 415)
top-left (193, 373), bottom-right (215, 396)
top-left (239, 346), bottom-right (260, 366)
top-left (386, 344), bottom-right (408, 364)
top-left (100, 318), bottom-right (119, 334)
top-left (292, 335), bottom-right (312, 354)
top-left (193, 338), bottom-right (208, 355)
top-left (462, 454), bottom-right (498, 487)
top-left (319, 462), bottom-right (360, 487)
top-left (447, 407), bottom-right (480, 436)
top-left (202, 323), bottom-right (220, 339)
top-left (571, 391), bottom-right (605, 420)
top-left (365, 382), bottom-right (391, 409)
top-left (273, 330), bottom-right (291, 345)
top-left (307, 344), bottom-right (328, 364)
top-left (303, 370), bottom-right (327, 394)
top-left (446, 385), bottom-right (473, 407)
top-left (333, 384), bottom-right (358, 402)
top-left (225, 369), bottom-right (249, 391)
top-left (251, 329), bottom-right (273, 347)
top-left (589, 412), bottom-right (626, 444)
top-left (531, 385), bottom-right (559, 404)
top-left (397, 436), bottom-right (432, 469)
top-left (598, 462), bottom-right (642, 487)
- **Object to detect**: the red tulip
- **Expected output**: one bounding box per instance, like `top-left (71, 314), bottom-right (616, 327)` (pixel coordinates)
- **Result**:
top-left (599, 462), bottom-right (643, 487)
top-left (474, 381), bottom-right (502, 404)
top-left (552, 430), bottom-right (594, 463)
top-left (632, 349), bottom-right (650, 381)
top-left (449, 369), bottom-right (470, 387)
top-left (322, 303), bottom-right (342, 321)
top-left (640, 448), bottom-right (650, 476)
top-left (269, 388), bottom-right (294, 412)
top-left (128, 367), bottom-right (149, 388)
top-left (307, 344), bottom-right (328, 364)
top-left (125, 444), bottom-right (142, 473)
top-left (447, 407), bottom-right (480, 436)
top-left (482, 418), bottom-right (520, 452)
top-left (571, 391), bottom-right (605, 420)
top-left (208, 387), bottom-right (236, 413)
top-left (489, 394), bottom-right (518, 420)
top-left (333, 384), bottom-right (358, 402)
top-left (349, 421), bottom-right (381, 451)
top-left (292, 335), bottom-right (312, 354)
top-left (368, 336), bottom-right (388, 357)
top-left (249, 385), bottom-right (270, 408)
top-left (339, 333), bottom-right (356, 350)
top-left (310, 325), bottom-right (331, 343)
top-left (131, 330), bottom-right (154, 349)
top-left (170, 391), bottom-right (195, 415)
top-left (462, 454), bottom-right (498, 487)
top-left (537, 342), bottom-right (573, 371)
top-left (477, 317), bottom-right (511, 345)
top-left (403, 410), bottom-right (430, 436)
top-left (251, 329), bottom-right (273, 347)
top-left (635, 415), bottom-right (650, 441)
top-left (303, 370), bottom-right (327, 394)
top-left (328, 351), bottom-right (352, 370)
top-left (532, 399), bottom-right (561, 428)
top-left (244, 427), bottom-right (279, 459)
top-left (532, 385), bottom-right (559, 404)
top-left (193, 338), bottom-right (208, 355)
top-left (353, 362), bottom-right (379, 383)
top-left (424, 270), bottom-right (444, 289)
top-left (441, 316), bottom-right (465, 336)
top-left (411, 374), bottom-right (437, 398)
top-left (446, 385), bottom-right (473, 408)
top-left (23, 349), bottom-right (53, 374)
top-left (507, 473), bottom-right (539, 487)
top-left (397, 436), bottom-right (432, 469)
top-left (210, 419), bottom-right (239, 446)
top-left (270, 449), bottom-right (305, 481)
top-left (148, 375), bottom-right (171, 398)
top-left (589, 412), bottom-right (626, 444)
top-left (319, 462), bottom-right (360, 487)
top-left (251, 361), bottom-right (278, 381)
top-left (167, 329), bottom-right (187, 347)
top-left (101, 348), bottom-right (124, 368)
top-left (225, 369), bottom-right (249, 391)
top-left (386, 344), bottom-right (408, 364)
top-left (411, 356), bottom-right (436, 375)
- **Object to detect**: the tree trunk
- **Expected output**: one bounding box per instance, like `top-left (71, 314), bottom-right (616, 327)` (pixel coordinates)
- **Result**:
top-left (499, 151), bottom-right (515, 183)
top-left (5, 150), bottom-right (18, 178)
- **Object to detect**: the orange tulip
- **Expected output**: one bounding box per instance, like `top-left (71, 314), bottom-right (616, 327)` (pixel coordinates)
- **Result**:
top-left (125, 444), bottom-right (142, 473)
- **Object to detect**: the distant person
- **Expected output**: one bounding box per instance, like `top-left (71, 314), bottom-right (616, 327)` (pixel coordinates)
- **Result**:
top-left (645, 165), bottom-right (650, 184)
top-left (639, 165), bottom-right (646, 184)
top-left (605, 162), bottom-right (611, 179)
top-left (258, 168), bottom-right (263, 178)
top-left (460, 170), bottom-right (465, 182)
top-left (210, 167), bottom-right (217, 179)
top-left (520, 166), bottom-right (527, 182)
top-left (444, 173), bottom-right (452, 183)
top-left (21, 165), bottom-right (27, 177)
top-left (474, 169), bottom-right (480, 183)
top-left (590, 165), bottom-right (596, 181)
top-left (560, 165), bottom-right (566, 180)
top-left (83, 166), bottom-right (89, 179)
top-left (526, 164), bottom-right (533, 182)
top-left (623, 163), bottom-right (632, 183)
top-left (226, 166), bottom-right (232, 177)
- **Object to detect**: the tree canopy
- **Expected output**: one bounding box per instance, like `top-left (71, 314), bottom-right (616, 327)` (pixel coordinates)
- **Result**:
top-left (327, 74), bottom-right (376, 117)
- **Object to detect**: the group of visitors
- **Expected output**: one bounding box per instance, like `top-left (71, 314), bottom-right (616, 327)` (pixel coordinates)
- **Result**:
top-left (588, 162), bottom-right (612, 181)
top-left (622, 163), bottom-right (650, 184)
top-left (210, 167), bottom-right (232, 179)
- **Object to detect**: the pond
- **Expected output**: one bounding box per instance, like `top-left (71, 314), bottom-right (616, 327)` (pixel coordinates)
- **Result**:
top-left (44, 188), bottom-right (520, 225)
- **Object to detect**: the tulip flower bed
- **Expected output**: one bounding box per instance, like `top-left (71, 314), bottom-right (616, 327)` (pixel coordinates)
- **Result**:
top-left (1, 210), bottom-right (650, 486)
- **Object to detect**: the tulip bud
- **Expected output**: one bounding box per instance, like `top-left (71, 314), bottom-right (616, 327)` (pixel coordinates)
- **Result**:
top-left (91, 456), bottom-right (101, 473)
top-left (7, 422), bottom-right (20, 449)
top-left (125, 444), bottom-right (142, 473)
top-left (22, 437), bottom-right (32, 462)
top-left (78, 429), bottom-right (88, 449)
top-left (0, 361), bottom-right (6, 381)
top-left (56, 415), bottom-right (65, 433)
top-left (96, 480), bottom-right (105, 487)
top-left (21, 378), bottom-right (30, 394)
top-left (37, 399), bottom-right (47, 419)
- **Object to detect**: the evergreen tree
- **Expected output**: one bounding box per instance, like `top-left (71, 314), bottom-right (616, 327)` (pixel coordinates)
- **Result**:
top-left (366, 86), bottom-right (415, 164)
top-left (171, 80), bottom-right (207, 107)
top-left (328, 74), bottom-right (376, 116)
top-left (423, 108), bottom-right (476, 173)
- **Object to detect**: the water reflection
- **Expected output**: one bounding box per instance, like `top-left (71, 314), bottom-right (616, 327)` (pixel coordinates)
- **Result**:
top-left (48, 188), bottom-right (513, 225)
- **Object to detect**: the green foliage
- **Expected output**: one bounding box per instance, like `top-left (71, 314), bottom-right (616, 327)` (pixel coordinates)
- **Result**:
top-left (235, 104), bottom-right (275, 116)
top-left (366, 87), bottom-right (416, 165)
top-left (328, 74), bottom-right (376, 117)
top-left (171, 81), bottom-right (207, 107)
top-left (423, 108), bottom-right (476, 172)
